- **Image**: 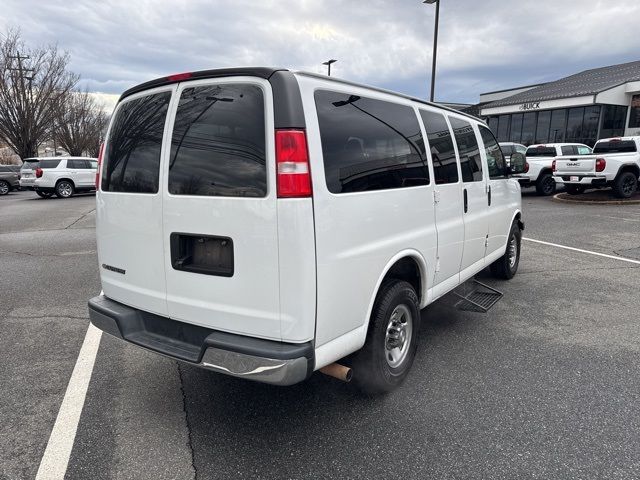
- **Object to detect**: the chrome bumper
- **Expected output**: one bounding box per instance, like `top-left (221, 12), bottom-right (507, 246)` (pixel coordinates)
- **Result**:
top-left (88, 295), bottom-right (313, 386)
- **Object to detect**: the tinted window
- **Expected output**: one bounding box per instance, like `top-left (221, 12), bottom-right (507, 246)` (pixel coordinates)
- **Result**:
top-left (169, 84), bottom-right (266, 197)
top-left (521, 112), bottom-right (536, 146)
top-left (500, 145), bottom-right (513, 155)
top-left (593, 140), bottom-right (637, 153)
top-left (315, 91), bottom-right (428, 194)
top-left (450, 117), bottom-right (482, 182)
top-left (39, 159), bottom-right (61, 169)
top-left (510, 113), bottom-right (523, 143)
top-left (0, 166), bottom-right (9, 172)
top-left (582, 106), bottom-right (600, 146)
top-left (68, 159), bottom-right (90, 169)
top-left (535, 111), bottom-right (551, 143)
top-left (549, 110), bottom-right (566, 142)
top-left (630, 95), bottom-right (640, 128)
top-left (601, 105), bottom-right (627, 138)
top-left (526, 146), bottom-right (557, 157)
top-left (480, 126), bottom-right (506, 179)
top-left (21, 160), bottom-right (39, 171)
top-left (561, 146), bottom-right (576, 156)
top-left (103, 91), bottom-right (171, 193)
top-left (487, 117), bottom-right (498, 136)
top-left (565, 107), bottom-right (584, 142)
top-left (419, 110), bottom-right (458, 184)
top-left (497, 115), bottom-right (510, 142)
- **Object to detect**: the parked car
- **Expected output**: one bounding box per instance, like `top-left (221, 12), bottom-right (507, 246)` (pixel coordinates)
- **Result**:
top-left (512, 143), bottom-right (592, 196)
top-left (19, 158), bottom-right (41, 191)
top-left (29, 157), bottom-right (98, 198)
top-left (88, 67), bottom-right (526, 394)
top-left (553, 137), bottom-right (640, 198)
top-left (0, 165), bottom-right (21, 195)
top-left (499, 142), bottom-right (527, 167)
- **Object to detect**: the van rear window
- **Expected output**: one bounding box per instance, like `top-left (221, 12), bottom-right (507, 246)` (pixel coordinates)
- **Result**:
top-left (526, 147), bottom-right (557, 157)
top-left (315, 90), bottom-right (428, 194)
top-left (169, 84), bottom-right (266, 197)
top-left (102, 91), bottom-right (171, 193)
top-left (593, 140), bottom-right (637, 154)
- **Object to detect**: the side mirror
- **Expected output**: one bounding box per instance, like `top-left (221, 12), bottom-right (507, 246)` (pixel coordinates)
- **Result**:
top-left (509, 152), bottom-right (526, 175)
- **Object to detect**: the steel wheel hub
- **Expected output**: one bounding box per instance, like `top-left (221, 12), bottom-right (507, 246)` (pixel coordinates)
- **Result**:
top-left (385, 304), bottom-right (413, 368)
top-left (508, 236), bottom-right (518, 268)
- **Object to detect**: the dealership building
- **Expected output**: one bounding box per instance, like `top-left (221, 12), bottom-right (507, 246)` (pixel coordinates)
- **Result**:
top-left (478, 60), bottom-right (640, 147)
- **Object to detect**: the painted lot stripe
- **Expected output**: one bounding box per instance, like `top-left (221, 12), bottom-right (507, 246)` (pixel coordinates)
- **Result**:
top-left (524, 238), bottom-right (640, 265)
top-left (35, 324), bottom-right (102, 480)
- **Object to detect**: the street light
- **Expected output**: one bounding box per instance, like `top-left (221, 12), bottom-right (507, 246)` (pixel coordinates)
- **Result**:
top-left (423, 0), bottom-right (440, 102)
top-left (323, 59), bottom-right (337, 76)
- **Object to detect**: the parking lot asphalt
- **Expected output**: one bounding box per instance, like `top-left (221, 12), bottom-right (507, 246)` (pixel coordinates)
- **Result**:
top-left (1, 187), bottom-right (640, 479)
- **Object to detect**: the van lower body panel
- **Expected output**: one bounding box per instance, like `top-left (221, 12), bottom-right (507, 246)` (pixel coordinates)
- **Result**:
top-left (88, 295), bottom-right (314, 386)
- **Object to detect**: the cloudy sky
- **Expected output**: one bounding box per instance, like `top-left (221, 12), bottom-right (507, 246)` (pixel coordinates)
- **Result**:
top-left (2, 0), bottom-right (639, 113)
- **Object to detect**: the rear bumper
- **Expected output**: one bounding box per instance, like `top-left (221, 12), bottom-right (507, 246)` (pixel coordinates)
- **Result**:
top-left (20, 179), bottom-right (35, 188)
top-left (88, 295), bottom-right (314, 386)
top-left (553, 175), bottom-right (608, 185)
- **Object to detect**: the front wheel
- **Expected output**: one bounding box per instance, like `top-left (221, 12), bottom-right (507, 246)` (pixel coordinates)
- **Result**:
top-left (613, 172), bottom-right (637, 199)
top-left (565, 185), bottom-right (585, 195)
top-left (55, 180), bottom-right (75, 198)
top-left (0, 180), bottom-right (9, 196)
top-left (535, 174), bottom-right (556, 196)
top-left (490, 221), bottom-right (522, 280)
top-left (353, 280), bottom-right (421, 395)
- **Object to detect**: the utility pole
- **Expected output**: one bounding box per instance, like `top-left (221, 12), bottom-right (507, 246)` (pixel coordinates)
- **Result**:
top-left (7, 51), bottom-right (35, 155)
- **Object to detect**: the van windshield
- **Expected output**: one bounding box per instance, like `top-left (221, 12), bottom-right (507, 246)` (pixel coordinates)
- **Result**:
top-left (593, 140), bottom-right (637, 154)
top-left (526, 147), bottom-right (557, 157)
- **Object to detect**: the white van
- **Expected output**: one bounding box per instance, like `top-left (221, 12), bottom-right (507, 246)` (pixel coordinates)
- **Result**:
top-left (89, 68), bottom-right (525, 394)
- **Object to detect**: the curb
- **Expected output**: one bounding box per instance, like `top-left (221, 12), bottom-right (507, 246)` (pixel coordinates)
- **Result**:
top-left (552, 193), bottom-right (640, 205)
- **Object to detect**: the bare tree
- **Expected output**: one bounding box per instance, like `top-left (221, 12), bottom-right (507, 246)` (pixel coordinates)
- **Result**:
top-left (0, 28), bottom-right (78, 159)
top-left (55, 89), bottom-right (109, 157)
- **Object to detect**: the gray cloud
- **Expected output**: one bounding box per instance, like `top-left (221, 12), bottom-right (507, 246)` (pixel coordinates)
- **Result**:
top-left (2, 0), bottom-right (639, 104)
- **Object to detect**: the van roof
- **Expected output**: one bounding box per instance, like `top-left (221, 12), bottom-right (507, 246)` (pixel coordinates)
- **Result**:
top-left (119, 67), bottom-right (483, 124)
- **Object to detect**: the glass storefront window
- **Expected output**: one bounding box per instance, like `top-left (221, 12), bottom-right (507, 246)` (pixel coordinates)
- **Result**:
top-left (521, 112), bottom-right (537, 146)
top-left (510, 113), bottom-right (523, 143)
top-left (629, 95), bottom-right (640, 129)
top-left (582, 106), bottom-right (600, 146)
top-left (601, 105), bottom-right (627, 138)
top-left (565, 107), bottom-right (585, 142)
top-left (497, 115), bottom-right (510, 142)
top-left (549, 109), bottom-right (566, 142)
top-left (488, 117), bottom-right (498, 136)
top-left (535, 111), bottom-right (551, 143)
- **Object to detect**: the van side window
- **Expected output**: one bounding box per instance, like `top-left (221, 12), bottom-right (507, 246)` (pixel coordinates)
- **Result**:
top-left (314, 90), bottom-right (428, 194)
top-left (479, 126), bottom-right (507, 179)
top-left (102, 92), bottom-right (171, 193)
top-left (169, 84), bottom-right (266, 197)
top-left (419, 110), bottom-right (458, 184)
top-left (449, 117), bottom-right (483, 182)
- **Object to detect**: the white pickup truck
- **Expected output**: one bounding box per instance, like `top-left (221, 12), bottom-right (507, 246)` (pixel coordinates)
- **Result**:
top-left (553, 137), bottom-right (640, 198)
top-left (512, 143), bottom-right (592, 196)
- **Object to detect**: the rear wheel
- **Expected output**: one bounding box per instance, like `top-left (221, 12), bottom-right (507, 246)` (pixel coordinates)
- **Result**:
top-left (490, 221), bottom-right (521, 280)
top-left (613, 171), bottom-right (637, 199)
top-left (535, 173), bottom-right (556, 196)
top-left (353, 280), bottom-right (421, 395)
top-left (565, 185), bottom-right (585, 195)
top-left (0, 180), bottom-right (9, 195)
top-left (55, 180), bottom-right (75, 198)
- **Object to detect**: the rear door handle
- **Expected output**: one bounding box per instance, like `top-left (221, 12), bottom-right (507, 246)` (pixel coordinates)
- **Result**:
top-left (463, 188), bottom-right (468, 213)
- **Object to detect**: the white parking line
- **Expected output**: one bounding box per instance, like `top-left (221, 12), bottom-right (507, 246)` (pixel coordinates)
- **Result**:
top-left (35, 324), bottom-right (102, 480)
top-left (524, 238), bottom-right (640, 265)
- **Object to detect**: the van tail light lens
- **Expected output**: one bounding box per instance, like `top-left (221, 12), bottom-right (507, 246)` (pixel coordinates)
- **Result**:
top-left (35, 167), bottom-right (43, 178)
top-left (96, 142), bottom-right (104, 190)
top-left (275, 129), bottom-right (312, 198)
top-left (524, 162), bottom-right (529, 173)
top-left (552, 160), bottom-right (556, 172)
top-left (595, 158), bottom-right (606, 172)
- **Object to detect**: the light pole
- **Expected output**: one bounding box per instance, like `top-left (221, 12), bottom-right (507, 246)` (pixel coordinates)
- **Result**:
top-left (423, 0), bottom-right (439, 102)
top-left (323, 59), bottom-right (337, 76)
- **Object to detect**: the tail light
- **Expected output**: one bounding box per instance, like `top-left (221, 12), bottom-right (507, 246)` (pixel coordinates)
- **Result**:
top-left (595, 157), bottom-right (606, 172)
top-left (552, 160), bottom-right (556, 172)
top-left (524, 162), bottom-right (529, 173)
top-left (95, 142), bottom-right (104, 190)
top-left (35, 167), bottom-right (43, 178)
top-left (275, 129), bottom-right (312, 198)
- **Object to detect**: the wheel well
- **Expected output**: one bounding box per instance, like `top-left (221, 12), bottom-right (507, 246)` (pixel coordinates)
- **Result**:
top-left (56, 178), bottom-right (75, 187)
top-left (618, 165), bottom-right (640, 178)
top-left (382, 257), bottom-right (422, 303)
top-left (537, 168), bottom-right (553, 181)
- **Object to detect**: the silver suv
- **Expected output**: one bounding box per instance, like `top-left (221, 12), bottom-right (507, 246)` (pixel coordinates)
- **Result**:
top-left (0, 165), bottom-right (20, 195)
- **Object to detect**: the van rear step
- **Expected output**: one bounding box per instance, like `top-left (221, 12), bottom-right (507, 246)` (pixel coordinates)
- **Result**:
top-left (453, 279), bottom-right (503, 313)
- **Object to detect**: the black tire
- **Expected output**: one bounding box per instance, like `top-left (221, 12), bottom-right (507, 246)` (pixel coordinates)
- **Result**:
top-left (535, 173), bottom-right (556, 196)
top-left (613, 171), bottom-right (637, 199)
top-left (36, 190), bottom-right (53, 198)
top-left (490, 221), bottom-right (522, 280)
top-left (55, 180), bottom-right (75, 198)
top-left (352, 280), bottom-right (421, 395)
top-left (0, 180), bottom-right (10, 196)
top-left (565, 185), bottom-right (585, 195)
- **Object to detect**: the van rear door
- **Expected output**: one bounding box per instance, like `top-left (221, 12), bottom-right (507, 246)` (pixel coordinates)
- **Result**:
top-left (98, 86), bottom-right (175, 316)
top-left (161, 78), bottom-right (282, 341)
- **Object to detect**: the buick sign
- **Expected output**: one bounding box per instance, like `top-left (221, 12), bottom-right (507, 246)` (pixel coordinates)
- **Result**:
top-left (519, 102), bottom-right (540, 111)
